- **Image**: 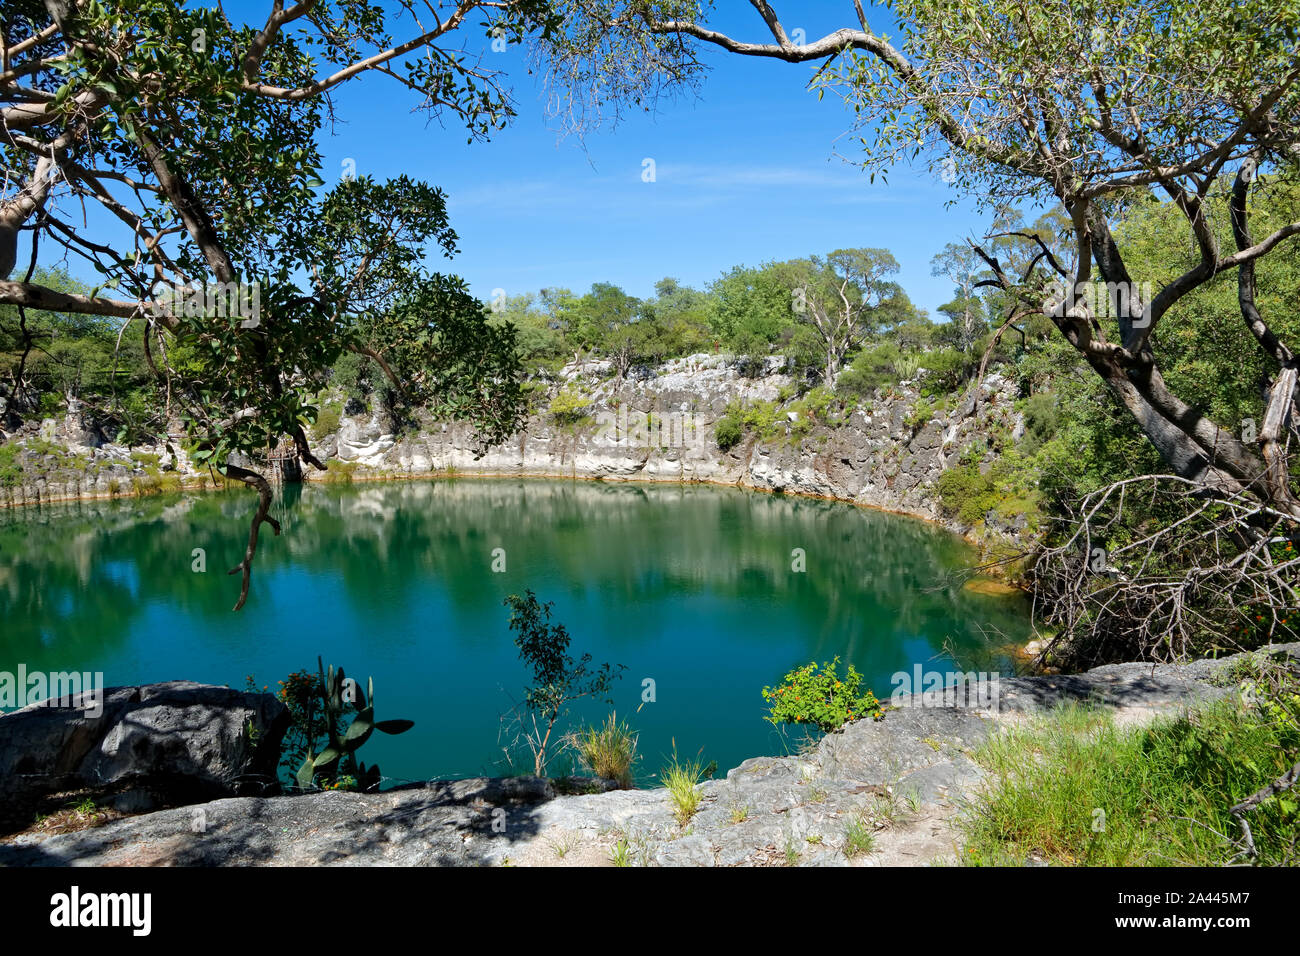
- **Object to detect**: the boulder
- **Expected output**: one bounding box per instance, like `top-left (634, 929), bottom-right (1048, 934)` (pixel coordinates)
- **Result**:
top-left (0, 681), bottom-right (287, 827)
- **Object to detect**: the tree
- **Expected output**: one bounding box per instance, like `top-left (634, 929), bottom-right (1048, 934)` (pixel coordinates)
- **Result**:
top-left (774, 248), bottom-right (906, 388)
top-left (541, 0), bottom-right (1300, 520)
top-left (708, 263), bottom-right (792, 355)
top-left (559, 282), bottom-right (643, 374)
top-left (500, 590), bottom-right (623, 777)
top-left (930, 242), bottom-right (987, 354)
top-left (0, 0), bottom-right (569, 607)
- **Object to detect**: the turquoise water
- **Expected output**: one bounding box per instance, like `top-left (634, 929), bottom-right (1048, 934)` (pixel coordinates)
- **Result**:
top-left (0, 479), bottom-right (1031, 784)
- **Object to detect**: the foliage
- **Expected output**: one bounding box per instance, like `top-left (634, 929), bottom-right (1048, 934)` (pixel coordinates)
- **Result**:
top-left (961, 669), bottom-right (1300, 866)
top-left (502, 590), bottom-right (624, 777)
top-left (548, 386), bottom-right (593, 426)
top-left (713, 413), bottom-right (743, 451)
top-left (762, 657), bottom-right (883, 734)
top-left (310, 401), bottom-right (343, 440)
top-left (1, 1), bottom-right (574, 608)
top-left (291, 658), bottom-right (415, 793)
top-left (263, 668), bottom-right (332, 784)
top-left (0, 442), bottom-right (22, 488)
top-left (937, 450), bottom-right (1041, 529)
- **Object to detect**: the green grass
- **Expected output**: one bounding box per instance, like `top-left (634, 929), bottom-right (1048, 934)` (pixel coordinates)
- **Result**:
top-left (843, 813), bottom-right (876, 858)
top-left (959, 689), bottom-right (1300, 866)
top-left (660, 747), bottom-right (709, 828)
top-left (72, 796), bottom-right (98, 815)
top-left (566, 713), bottom-right (639, 788)
top-left (610, 837), bottom-right (630, 867)
top-left (783, 837), bottom-right (800, 865)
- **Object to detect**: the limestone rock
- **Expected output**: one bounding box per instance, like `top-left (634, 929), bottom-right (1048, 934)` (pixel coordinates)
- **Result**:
top-left (0, 681), bottom-right (287, 822)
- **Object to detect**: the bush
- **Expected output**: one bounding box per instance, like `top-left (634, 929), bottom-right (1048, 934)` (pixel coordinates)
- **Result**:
top-left (1019, 392), bottom-right (1059, 454)
top-left (0, 443), bottom-right (22, 488)
top-left (917, 347), bottom-right (968, 395)
top-left (311, 401), bottom-right (343, 439)
top-left (323, 460), bottom-right (359, 483)
top-left (762, 656), bottom-right (883, 734)
top-left (836, 342), bottom-right (904, 396)
top-left (904, 397), bottom-right (935, 430)
top-left (548, 387), bottom-right (593, 426)
top-left (503, 590), bottom-right (624, 776)
top-left (936, 460), bottom-right (997, 525)
top-left (714, 414), bottom-right (743, 450)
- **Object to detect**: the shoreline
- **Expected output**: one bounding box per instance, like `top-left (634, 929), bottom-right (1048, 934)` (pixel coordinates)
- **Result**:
top-left (0, 463), bottom-right (1023, 561)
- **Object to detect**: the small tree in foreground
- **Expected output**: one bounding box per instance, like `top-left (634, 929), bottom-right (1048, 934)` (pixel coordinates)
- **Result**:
top-left (501, 590), bottom-right (624, 777)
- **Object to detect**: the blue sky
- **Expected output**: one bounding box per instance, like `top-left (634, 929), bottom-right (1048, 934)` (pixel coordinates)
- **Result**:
top-left (304, 1), bottom-right (993, 316)
top-left (66, 2), bottom-right (1000, 317)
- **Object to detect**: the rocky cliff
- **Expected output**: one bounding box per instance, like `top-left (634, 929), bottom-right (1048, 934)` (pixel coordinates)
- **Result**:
top-left (1, 354), bottom-right (1030, 544)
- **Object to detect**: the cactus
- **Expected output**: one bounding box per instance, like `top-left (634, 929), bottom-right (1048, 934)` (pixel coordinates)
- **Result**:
top-left (296, 656), bottom-right (414, 792)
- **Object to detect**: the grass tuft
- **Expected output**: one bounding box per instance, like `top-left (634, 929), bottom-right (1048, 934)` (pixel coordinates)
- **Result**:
top-left (566, 713), bottom-right (639, 788)
top-left (660, 744), bottom-right (708, 827)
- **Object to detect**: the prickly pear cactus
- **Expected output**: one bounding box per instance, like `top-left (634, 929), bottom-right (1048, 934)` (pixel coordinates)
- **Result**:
top-left (296, 657), bottom-right (414, 792)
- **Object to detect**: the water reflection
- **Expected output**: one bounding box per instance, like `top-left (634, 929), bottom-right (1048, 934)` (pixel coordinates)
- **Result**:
top-left (0, 479), bottom-right (1031, 780)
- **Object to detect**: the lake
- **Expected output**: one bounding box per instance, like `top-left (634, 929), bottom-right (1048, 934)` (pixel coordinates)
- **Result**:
top-left (0, 479), bottom-right (1032, 784)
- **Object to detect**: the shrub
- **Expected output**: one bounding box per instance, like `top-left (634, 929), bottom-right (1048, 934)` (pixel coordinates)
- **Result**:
top-left (714, 414), bottom-right (743, 450)
top-left (1019, 392), bottom-right (1059, 454)
top-left (904, 397), bottom-right (935, 430)
top-left (250, 660), bottom-right (414, 793)
top-left (762, 656), bottom-right (883, 734)
top-left (503, 590), bottom-right (624, 776)
top-left (836, 342), bottom-right (904, 396)
top-left (0, 443), bottom-right (22, 488)
top-left (720, 398), bottom-right (786, 444)
top-left (548, 387), bottom-right (593, 426)
top-left (311, 401), bottom-right (343, 439)
top-left (936, 460), bottom-right (997, 526)
top-left (323, 460), bottom-right (359, 483)
top-left (917, 347), bottom-right (968, 395)
top-left (566, 713), bottom-right (639, 788)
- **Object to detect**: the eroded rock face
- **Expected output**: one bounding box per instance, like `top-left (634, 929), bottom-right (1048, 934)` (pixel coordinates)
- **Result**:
top-left (3, 355), bottom-right (1027, 546)
top-left (0, 681), bottom-right (287, 824)
top-left (353, 360), bottom-right (1024, 539)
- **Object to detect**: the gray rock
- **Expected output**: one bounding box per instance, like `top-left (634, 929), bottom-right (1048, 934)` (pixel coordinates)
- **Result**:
top-left (0, 681), bottom-right (287, 822)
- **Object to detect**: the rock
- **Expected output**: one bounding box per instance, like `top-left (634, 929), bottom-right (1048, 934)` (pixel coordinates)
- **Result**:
top-left (0, 681), bottom-right (287, 828)
top-left (6, 645), bottom-right (1292, 866)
